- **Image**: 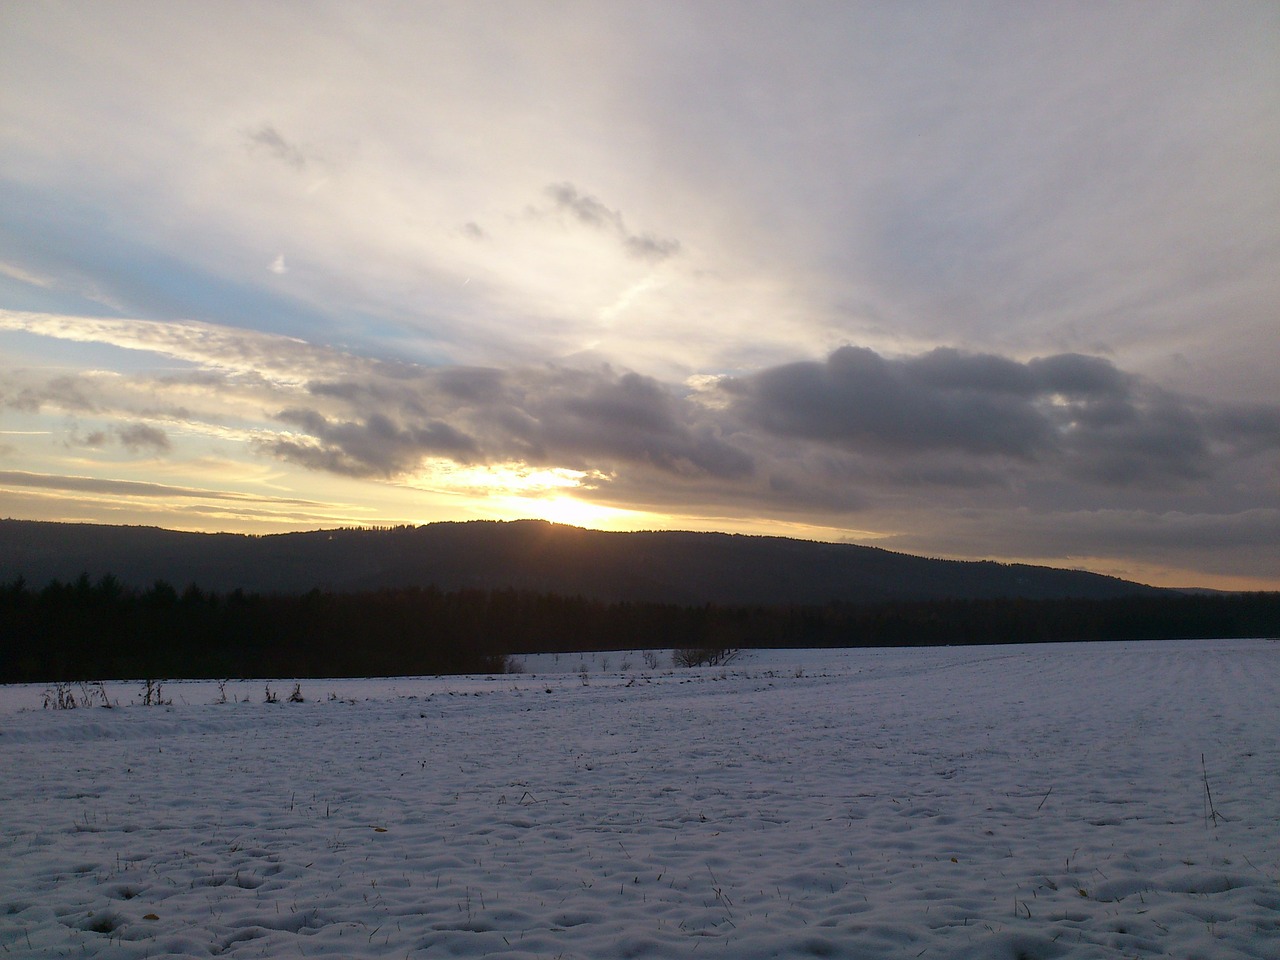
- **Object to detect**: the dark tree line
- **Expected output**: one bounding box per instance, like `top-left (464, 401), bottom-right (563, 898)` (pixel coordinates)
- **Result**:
top-left (1, 574), bottom-right (1277, 682)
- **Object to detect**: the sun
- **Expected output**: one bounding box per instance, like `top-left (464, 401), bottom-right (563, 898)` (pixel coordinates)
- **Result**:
top-left (505, 493), bottom-right (654, 531)
top-left (400, 458), bottom-right (664, 531)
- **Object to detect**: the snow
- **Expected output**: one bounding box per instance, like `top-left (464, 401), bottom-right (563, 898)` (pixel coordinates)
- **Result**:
top-left (1, 639), bottom-right (1277, 959)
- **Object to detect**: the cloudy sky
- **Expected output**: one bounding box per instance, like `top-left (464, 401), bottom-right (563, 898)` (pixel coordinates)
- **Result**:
top-left (2, 1), bottom-right (1277, 590)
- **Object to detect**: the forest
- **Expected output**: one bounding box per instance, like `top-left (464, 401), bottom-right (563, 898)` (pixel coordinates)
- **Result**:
top-left (2, 574), bottom-right (1278, 683)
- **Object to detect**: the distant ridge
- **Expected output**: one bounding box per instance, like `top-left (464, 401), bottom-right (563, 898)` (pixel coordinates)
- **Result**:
top-left (0, 518), bottom-right (1171, 604)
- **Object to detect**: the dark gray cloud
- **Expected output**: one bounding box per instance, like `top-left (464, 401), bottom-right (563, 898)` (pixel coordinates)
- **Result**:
top-left (1058, 393), bottom-right (1210, 486)
top-left (721, 346), bottom-right (1271, 490)
top-left (533, 370), bottom-right (751, 479)
top-left (271, 408), bottom-right (477, 477)
top-left (544, 183), bottom-right (681, 262)
top-left (1206, 404), bottom-right (1280, 454)
top-left (1027, 353), bottom-right (1131, 397)
top-left (722, 346), bottom-right (1051, 458)
top-left (435, 365), bottom-right (506, 402)
top-left (268, 364), bottom-right (750, 483)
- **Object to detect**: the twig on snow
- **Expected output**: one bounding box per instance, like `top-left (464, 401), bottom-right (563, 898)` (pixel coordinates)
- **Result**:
top-left (1036, 786), bottom-right (1053, 812)
top-left (1201, 754), bottom-right (1222, 827)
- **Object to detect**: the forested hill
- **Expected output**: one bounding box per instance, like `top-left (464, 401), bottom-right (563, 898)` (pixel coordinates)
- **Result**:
top-left (1, 518), bottom-right (1170, 604)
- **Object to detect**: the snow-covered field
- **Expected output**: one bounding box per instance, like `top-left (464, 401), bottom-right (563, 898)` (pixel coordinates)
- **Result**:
top-left (1, 639), bottom-right (1277, 959)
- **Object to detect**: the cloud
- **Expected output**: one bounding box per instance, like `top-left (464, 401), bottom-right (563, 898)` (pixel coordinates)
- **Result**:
top-left (4, 300), bottom-right (1276, 584)
top-left (270, 364), bottom-right (751, 483)
top-left (246, 124), bottom-right (308, 170)
top-left (546, 182), bottom-right (623, 232)
top-left (66, 425), bottom-right (170, 455)
top-left (1026, 353), bottom-right (1130, 397)
top-left (544, 183), bottom-right (681, 262)
top-left (0, 469), bottom-right (321, 506)
top-left (532, 369), bottom-right (751, 479)
top-left (1206, 404), bottom-right (1280, 454)
top-left (8, 310), bottom-right (1275, 524)
top-left (623, 233), bottom-right (682, 263)
top-left (0, 261), bottom-right (55, 288)
top-left (2, 3), bottom-right (1275, 406)
top-left (723, 347), bottom-right (1047, 457)
top-left (720, 346), bottom-right (1271, 491)
top-left (117, 423), bottom-right (171, 453)
top-left (223, 342), bottom-right (1277, 578)
top-left (13, 304), bottom-right (1273, 511)
top-left (79, 431), bottom-right (108, 448)
top-left (883, 507), bottom-right (1280, 582)
top-left (6, 374), bottom-right (98, 414)
top-left (270, 408), bottom-right (477, 477)
top-left (0, 311), bottom-right (356, 387)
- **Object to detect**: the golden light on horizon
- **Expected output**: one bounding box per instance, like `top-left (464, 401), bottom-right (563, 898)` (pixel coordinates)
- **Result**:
top-left (490, 494), bottom-right (661, 531)
top-left (399, 458), bottom-right (667, 530)
top-left (404, 459), bottom-right (601, 497)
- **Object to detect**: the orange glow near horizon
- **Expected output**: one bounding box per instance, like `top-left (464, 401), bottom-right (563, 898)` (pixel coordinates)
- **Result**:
top-left (2, 469), bottom-right (1276, 593)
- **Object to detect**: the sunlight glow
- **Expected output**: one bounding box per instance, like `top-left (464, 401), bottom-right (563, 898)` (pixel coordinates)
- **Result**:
top-left (396, 459), bottom-right (671, 530)
top-left (405, 459), bottom-right (607, 497)
top-left (496, 494), bottom-right (658, 530)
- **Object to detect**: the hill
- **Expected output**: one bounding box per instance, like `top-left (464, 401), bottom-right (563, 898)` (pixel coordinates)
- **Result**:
top-left (0, 518), bottom-right (1168, 604)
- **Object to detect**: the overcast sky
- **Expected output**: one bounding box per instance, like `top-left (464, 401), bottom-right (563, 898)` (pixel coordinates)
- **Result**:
top-left (2, 1), bottom-right (1277, 590)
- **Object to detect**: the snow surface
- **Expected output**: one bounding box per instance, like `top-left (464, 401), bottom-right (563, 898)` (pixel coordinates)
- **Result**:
top-left (1, 640), bottom-right (1277, 959)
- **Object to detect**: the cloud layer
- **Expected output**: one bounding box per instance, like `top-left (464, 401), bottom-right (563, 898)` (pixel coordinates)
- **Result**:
top-left (4, 311), bottom-right (1276, 584)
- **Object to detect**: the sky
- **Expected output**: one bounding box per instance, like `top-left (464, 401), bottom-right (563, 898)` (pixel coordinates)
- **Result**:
top-left (1, 1), bottom-right (1277, 591)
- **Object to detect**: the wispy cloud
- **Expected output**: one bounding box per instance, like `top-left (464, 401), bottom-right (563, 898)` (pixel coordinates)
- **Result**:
top-left (246, 124), bottom-right (309, 170)
top-left (0, 261), bottom-right (55, 288)
top-left (0, 469), bottom-right (321, 506)
top-left (544, 183), bottom-right (681, 263)
top-left (0, 311), bottom-right (351, 386)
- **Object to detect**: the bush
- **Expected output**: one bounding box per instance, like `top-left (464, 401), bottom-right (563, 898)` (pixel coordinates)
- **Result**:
top-left (673, 646), bottom-right (739, 668)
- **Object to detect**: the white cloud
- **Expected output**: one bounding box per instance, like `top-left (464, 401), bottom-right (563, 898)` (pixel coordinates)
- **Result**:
top-left (0, 311), bottom-right (343, 386)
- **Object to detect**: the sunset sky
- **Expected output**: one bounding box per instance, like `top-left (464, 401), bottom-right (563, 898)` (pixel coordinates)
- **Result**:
top-left (2, 1), bottom-right (1277, 590)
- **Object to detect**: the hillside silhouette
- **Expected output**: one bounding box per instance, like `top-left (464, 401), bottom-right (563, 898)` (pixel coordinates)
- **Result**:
top-left (1, 518), bottom-right (1166, 603)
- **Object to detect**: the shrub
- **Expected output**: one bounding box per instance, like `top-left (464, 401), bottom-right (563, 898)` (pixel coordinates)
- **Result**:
top-left (140, 679), bottom-right (171, 706)
top-left (42, 682), bottom-right (77, 710)
top-left (673, 646), bottom-right (740, 668)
